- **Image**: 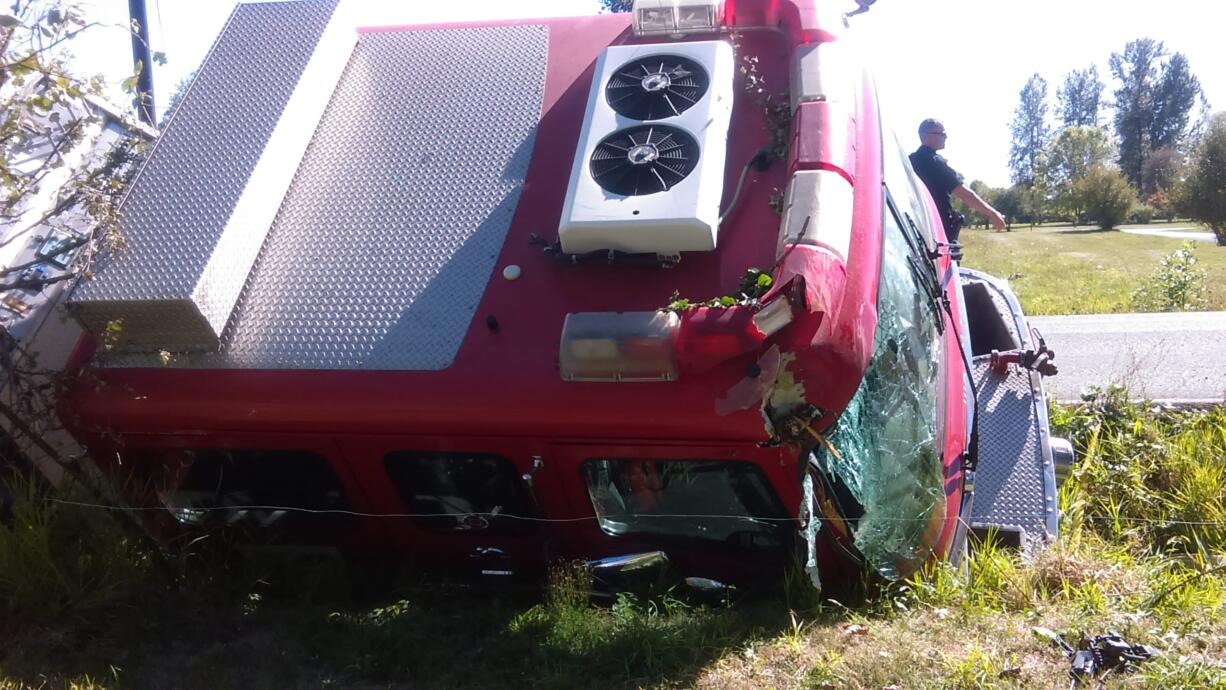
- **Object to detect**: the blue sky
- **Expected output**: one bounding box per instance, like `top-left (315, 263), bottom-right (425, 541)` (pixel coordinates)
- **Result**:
top-left (72, 0), bottom-right (1224, 188)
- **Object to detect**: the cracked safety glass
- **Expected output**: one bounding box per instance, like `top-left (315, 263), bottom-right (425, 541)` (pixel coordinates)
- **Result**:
top-left (816, 199), bottom-right (946, 580)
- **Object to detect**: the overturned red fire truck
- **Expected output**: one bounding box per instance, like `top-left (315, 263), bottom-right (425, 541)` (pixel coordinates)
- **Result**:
top-left (59, 0), bottom-right (1070, 590)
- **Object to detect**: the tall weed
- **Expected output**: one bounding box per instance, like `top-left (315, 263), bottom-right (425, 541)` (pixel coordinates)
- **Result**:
top-left (903, 389), bottom-right (1226, 627)
top-left (0, 472), bottom-right (157, 630)
top-left (1130, 242), bottom-right (1209, 312)
top-left (1044, 388), bottom-right (1226, 630)
top-left (1050, 387), bottom-right (1226, 556)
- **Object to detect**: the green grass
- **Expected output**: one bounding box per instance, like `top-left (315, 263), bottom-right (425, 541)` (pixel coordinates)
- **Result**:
top-left (0, 474), bottom-right (157, 630)
top-left (2, 391), bottom-right (1224, 689)
top-left (960, 225), bottom-right (1226, 315)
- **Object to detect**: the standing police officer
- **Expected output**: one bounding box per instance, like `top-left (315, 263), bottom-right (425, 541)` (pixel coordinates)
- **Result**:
top-left (909, 118), bottom-right (1006, 242)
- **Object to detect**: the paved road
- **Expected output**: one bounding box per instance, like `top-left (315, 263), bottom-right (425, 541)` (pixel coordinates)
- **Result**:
top-left (1029, 311), bottom-right (1226, 404)
top-left (1118, 224), bottom-right (1218, 242)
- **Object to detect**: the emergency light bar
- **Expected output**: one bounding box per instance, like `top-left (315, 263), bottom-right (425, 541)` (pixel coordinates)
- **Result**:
top-left (632, 0), bottom-right (724, 37)
top-left (560, 311), bottom-right (680, 382)
top-left (560, 297), bottom-right (796, 382)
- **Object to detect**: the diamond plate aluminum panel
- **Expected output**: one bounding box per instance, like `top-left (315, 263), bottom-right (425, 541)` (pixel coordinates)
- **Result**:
top-left (102, 25), bottom-right (549, 370)
top-left (970, 358), bottom-right (1056, 545)
top-left (960, 267), bottom-right (1059, 548)
top-left (69, 0), bottom-right (340, 349)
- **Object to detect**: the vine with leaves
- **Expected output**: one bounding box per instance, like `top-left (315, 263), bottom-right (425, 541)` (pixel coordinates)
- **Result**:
top-left (664, 267), bottom-right (774, 312)
top-left (729, 31), bottom-right (793, 163)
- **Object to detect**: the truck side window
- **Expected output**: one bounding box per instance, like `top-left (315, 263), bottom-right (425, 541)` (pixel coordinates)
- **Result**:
top-left (581, 459), bottom-right (788, 548)
top-left (383, 452), bottom-right (535, 534)
top-left (879, 102), bottom-right (939, 248)
top-left (128, 447), bottom-right (356, 539)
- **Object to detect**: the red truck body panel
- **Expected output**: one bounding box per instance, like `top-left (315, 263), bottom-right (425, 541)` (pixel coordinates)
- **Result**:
top-left (60, 1), bottom-right (969, 585)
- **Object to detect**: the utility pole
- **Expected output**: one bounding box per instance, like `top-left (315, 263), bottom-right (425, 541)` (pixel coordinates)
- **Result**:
top-left (128, 0), bottom-right (156, 125)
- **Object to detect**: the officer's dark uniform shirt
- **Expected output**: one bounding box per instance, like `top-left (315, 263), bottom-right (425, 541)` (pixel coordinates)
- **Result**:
top-left (909, 145), bottom-right (965, 241)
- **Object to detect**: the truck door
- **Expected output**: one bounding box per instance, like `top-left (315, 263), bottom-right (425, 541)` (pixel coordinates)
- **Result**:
top-left (548, 443), bottom-right (797, 584)
top-left (337, 436), bottom-right (565, 579)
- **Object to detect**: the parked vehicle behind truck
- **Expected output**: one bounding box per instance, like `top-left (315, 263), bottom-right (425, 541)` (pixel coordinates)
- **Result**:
top-left (55, 0), bottom-right (1069, 592)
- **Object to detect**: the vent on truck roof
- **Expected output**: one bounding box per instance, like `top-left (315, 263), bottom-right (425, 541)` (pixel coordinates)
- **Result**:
top-left (605, 55), bottom-right (709, 120)
top-left (590, 125), bottom-right (700, 197)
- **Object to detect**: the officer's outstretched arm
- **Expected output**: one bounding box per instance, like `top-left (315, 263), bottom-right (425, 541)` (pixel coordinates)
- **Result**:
top-left (952, 185), bottom-right (1007, 232)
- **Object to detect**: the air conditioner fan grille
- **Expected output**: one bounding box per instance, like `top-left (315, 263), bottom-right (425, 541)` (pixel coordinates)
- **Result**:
top-left (589, 125), bottom-right (700, 197)
top-left (605, 55), bottom-right (710, 120)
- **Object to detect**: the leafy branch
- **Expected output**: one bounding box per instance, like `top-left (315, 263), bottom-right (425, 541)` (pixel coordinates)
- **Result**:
top-left (0, 2), bottom-right (149, 456)
top-left (664, 268), bottom-right (774, 312)
top-left (729, 32), bottom-right (793, 163)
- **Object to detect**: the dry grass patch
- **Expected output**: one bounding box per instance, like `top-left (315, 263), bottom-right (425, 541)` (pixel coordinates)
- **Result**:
top-left (694, 608), bottom-right (1075, 689)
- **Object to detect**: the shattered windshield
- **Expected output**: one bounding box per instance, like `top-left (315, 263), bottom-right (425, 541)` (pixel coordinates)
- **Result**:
top-left (816, 194), bottom-right (946, 580)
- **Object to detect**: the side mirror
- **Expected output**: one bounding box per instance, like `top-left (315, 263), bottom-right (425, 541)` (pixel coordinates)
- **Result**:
top-left (846, 0), bottom-right (877, 19)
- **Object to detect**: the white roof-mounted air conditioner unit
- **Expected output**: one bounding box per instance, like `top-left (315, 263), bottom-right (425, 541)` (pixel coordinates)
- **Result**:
top-left (558, 40), bottom-right (734, 256)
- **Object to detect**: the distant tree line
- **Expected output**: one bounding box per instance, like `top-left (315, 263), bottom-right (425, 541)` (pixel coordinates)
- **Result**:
top-left (969, 37), bottom-right (1226, 242)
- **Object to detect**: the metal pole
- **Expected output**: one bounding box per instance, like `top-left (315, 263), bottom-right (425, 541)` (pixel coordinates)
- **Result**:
top-left (128, 0), bottom-right (156, 125)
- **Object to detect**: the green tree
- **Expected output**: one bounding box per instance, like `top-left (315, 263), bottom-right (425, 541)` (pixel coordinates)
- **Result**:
top-left (1044, 126), bottom-right (1116, 223)
top-left (1110, 38), bottom-right (1162, 189)
top-left (990, 184), bottom-right (1043, 226)
top-left (0, 1), bottom-right (144, 469)
top-left (1056, 65), bottom-right (1103, 127)
top-left (1139, 145), bottom-right (1183, 198)
top-left (1073, 166), bottom-right (1135, 230)
top-left (600, 0), bottom-right (633, 11)
top-left (0, 3), bottom-right (139, 296)
top-left (1183, 112), bottom-right (1226, 245)
top-left (1008, 73), bottom-right (1050, 186)
top-left (0, 1), bottom-right (170, 583)
top-left (1110, 38), bottom-right (1204, 190)
top-left (1150, 52), bottom-right (1203, 151)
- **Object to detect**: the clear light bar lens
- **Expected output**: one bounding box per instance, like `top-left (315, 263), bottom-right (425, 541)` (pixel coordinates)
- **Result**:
top-left (560, 311), bottom-right (680, 382)
top-left (636, 7), bottom-right (674, 34)
top-left (752, 297), bottom-right (794, 337)
top-left (633, 0), bottom-right (722, 37)
top-left (777, 170), bottom-right (854, 261)
top-left (677, 5), bottom-right (718, 30)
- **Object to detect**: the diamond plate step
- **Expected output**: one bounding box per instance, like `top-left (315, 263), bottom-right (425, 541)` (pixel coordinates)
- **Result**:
top-left (77, 15), bottom-right (549, 370)
top-left (970, 360), bottom-right (1058, 548)
top-left (961, 269), bottom-right (1060, 550)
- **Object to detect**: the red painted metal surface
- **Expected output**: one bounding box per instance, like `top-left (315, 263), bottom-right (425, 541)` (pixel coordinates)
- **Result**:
top-left (790, 100), bottom-right (855, 183)
top-left (59, 0), bottom-right (969, 584)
